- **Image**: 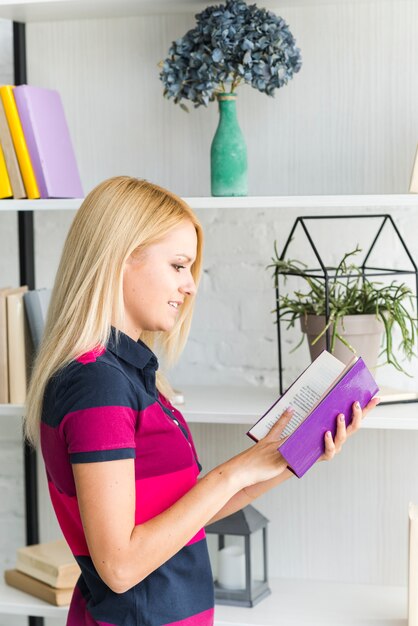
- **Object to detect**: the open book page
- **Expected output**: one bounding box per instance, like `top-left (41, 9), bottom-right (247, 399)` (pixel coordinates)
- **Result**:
top-left (249, 351), bottom-right (356, 441)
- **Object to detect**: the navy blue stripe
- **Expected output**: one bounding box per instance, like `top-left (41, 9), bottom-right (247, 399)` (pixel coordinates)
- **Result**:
top-left (70, 448), bottom-right (135, 463)
top-left (75, 539), bottom-right (214, 625)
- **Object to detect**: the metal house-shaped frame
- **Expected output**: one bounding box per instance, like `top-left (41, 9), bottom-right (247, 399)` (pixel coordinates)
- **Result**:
top-left (274, 214), bottom-right (418, 397)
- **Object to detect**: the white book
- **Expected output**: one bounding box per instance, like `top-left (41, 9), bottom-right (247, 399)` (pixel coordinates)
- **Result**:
top-left (409, 503), bottom-right (418, 625)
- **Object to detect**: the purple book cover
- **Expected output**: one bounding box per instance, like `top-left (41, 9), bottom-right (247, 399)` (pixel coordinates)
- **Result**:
top-left (14, 85), bottom-right (83, 199)
top-left (278, 358), bottom-right (379, 478)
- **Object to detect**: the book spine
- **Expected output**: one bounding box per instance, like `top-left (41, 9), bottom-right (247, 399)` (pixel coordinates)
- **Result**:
top-left (17, 552), bottom-right (59, 577)
top-left (0, 86), bottom-right (40, 199)
top-left (6, 290), bottom-right (29, 404)
top-left (14, 87), bottom-right (48, 198)
top-left (0, 96), bottom-right (26, 198)
top-left (0, 292), bottom-right (9, 403)
top-left (5, 569), bottom-right (73, 606)
top-left (279, 359), bottom-right (379, 478)
top-left (0, 142), bottom-right (13, 198)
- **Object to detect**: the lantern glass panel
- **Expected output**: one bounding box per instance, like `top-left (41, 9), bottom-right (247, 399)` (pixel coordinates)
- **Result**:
top-left (250, 527), bottom-right (265, 584)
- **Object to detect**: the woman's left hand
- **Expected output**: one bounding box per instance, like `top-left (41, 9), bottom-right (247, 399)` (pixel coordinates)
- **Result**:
top-left (320, 396), bottom-right (380, 462)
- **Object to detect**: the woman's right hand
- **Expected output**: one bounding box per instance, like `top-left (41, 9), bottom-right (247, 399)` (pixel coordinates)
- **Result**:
top-left (222, 408), bottom-right (294, 491)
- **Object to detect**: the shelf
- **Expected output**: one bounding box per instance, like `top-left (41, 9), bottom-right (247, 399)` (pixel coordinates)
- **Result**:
top-left (179, 386), bottom-right (418, 430)
top-left (2, 386), bottom-right (418, 430)
top-left (185, 194), bottom-right (418, 210)
top-left (0, 578), bottom-right (407, 624)
top-left (0, 0), bottom-right (410, 23)
top-left (0, 0), bottom-right (210, 21)
top-left (0, 198), bottom-right (82, 212)
top-left (0, 579), bottom-right (67, 618)
top-left (214, 578), bottom-right (407, 626)
top-left (1, 194), bottom-right (418, 213)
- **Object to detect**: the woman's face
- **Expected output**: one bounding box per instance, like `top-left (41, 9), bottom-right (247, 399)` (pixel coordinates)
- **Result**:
top-left (122, 220), bottom-right (198, 340)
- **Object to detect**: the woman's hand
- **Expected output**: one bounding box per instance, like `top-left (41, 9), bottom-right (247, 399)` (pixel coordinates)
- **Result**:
top-left (319, 396), bottom-right (380, 462)
top-left (223, 408), bottom-right (294, 490)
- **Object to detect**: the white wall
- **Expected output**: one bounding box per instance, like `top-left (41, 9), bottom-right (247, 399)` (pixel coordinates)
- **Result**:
top-left (1, 0), bottom-right (418, 595)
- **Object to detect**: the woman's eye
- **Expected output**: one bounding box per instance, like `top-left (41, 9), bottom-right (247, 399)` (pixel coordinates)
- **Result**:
top-left (173, 264), bottom-right (186, 272)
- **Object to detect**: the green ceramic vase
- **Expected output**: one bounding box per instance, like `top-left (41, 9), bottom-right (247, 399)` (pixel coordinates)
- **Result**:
top-left (210, 93), bottom-right (248, 197)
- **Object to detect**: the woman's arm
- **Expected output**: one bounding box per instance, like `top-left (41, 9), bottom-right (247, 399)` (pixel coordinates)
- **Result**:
top-left (73, 409), bottom-right (292, 594)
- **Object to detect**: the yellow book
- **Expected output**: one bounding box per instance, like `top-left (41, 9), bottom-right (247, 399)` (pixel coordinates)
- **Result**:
top-left (0, 142), bottom-right (12, 198)
top-left (0, 85), bottom-right (39, 199)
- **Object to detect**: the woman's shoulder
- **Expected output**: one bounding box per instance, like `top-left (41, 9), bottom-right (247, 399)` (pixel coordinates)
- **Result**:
top-left (43, 351), bottom-right (139, 425)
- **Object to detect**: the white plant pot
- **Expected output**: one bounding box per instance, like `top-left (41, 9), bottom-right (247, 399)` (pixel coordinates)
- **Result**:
top-left (300, 314), bottom-right (385, 373)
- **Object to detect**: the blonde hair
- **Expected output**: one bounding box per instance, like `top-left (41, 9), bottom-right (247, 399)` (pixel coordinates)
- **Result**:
top-left (25, 176), bottom-right (203, 446)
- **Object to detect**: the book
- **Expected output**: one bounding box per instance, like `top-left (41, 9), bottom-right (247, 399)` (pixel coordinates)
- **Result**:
top-left (0, 142), bottom-right (12, 198)
top-left (4, 569), bottom-right (74, 606)
top-left (247, 350), bottom-right (379, 478)
top-left (409, 503), bottom-right (418, 625)
top-left (0, 85), bottom-right (40, 199)
top-left (23, 288), bottom-right (52, 354)
top-left (0, 96), bottom-right (26, 198)
top-left (14, 85), bottom-right (83, 199)
top-left (16, 539), bottom-right (80, 589)
top-left (6, 286), bottom-right (31, 404)
top-left (0, 287), bottom-right (12, 403)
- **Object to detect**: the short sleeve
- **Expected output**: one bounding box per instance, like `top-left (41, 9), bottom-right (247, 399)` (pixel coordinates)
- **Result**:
top-left (58, 363), bottom-right (138, 464)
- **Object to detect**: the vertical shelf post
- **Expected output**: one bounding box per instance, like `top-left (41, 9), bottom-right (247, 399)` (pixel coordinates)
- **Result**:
top-left (13, 20), bottom-right (43, 626)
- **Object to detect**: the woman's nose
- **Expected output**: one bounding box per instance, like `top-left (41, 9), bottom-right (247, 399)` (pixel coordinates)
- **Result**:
top-left (180, 274), bottom-right (196, 297)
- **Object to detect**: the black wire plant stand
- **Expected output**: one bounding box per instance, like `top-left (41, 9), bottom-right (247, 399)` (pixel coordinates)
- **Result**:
top-left (274, 214), bottom-right (418, 401)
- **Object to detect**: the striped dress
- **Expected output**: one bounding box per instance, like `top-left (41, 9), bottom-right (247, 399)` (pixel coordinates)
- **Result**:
top-left (40, 328), bottom-right (214, 626)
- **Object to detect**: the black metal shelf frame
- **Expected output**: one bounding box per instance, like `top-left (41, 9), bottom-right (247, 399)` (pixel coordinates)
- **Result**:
top-left (274, 214), bottom-right (418, 397)
top-left (13, 20), bottom-right (43, 626)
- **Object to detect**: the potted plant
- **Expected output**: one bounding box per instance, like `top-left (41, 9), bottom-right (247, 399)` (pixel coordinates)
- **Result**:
top-left (159, 0), bottom-right (302, 196)
top-left (270, 245), bottom-right (418, 375)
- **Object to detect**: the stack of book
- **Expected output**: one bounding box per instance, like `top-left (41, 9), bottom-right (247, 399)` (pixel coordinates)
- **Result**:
top-left (0, 286), bottom-right (51, 404)
top-left (0, 84), bottom-right (83, 199)
top-left (4, 539), bottom-right (80, 606)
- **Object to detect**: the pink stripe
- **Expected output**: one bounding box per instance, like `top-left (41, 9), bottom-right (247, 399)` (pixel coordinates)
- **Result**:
top-left (186, 527), bottom-right (206, 546)
top-left (135, 466), bottom-right (205, 546)
top-left (76, 346), bottom-right (106, 364)
top-left (48, 480), bottom-right (89, 556)
top-left (159, 394), bottom-right (200, 463)
top-left (135, 402), bottom-right (198, 478)
top-left (165, 608), bottom-right (214, 626)
top-left (135, 466), bottom-right (198, 523)
top-left (60, 405), bottom-right (137, 453)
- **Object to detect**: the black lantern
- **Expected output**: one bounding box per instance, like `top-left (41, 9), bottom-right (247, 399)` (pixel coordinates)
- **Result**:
top-left (205, 504), bottom-right (270, 607)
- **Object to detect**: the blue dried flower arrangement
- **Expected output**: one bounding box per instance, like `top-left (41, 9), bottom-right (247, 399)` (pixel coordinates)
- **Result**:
top-left (160, 0), bottom-right (302, 110)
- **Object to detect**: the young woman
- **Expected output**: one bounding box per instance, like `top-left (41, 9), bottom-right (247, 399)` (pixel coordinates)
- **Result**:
top-left (25, 176), bottom-right (379, 626)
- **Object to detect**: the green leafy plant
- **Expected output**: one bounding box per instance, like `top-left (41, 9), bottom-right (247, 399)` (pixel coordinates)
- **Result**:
top-left (269, 244), bottom-right (418, 374)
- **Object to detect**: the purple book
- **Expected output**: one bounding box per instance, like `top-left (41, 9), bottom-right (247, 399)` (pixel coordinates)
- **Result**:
top-left (247, 352), bottom-right (379, 478)
top-left (14, 85), bottom-right (83, 199)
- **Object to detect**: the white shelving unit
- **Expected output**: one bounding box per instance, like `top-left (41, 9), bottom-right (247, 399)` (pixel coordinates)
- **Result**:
top-left (0, 578), bottom-right (408, 624)
top-left (0, 194), bottom-right (417, 212)
top-left (2, 386), bottom-right (418, 429)
top-left (0, 0), bottom-right (416, 621)
top-left (1, 194), bottom-right (418, 623)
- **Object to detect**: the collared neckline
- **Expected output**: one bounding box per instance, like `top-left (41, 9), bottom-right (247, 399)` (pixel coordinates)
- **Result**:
top-left (107, 327), bottom-right (158, 372)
